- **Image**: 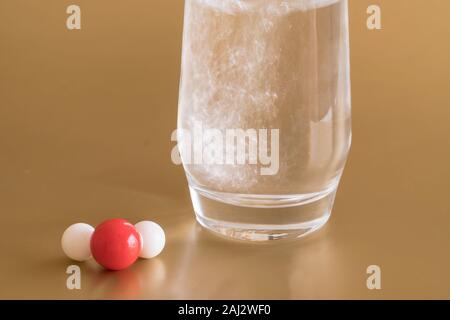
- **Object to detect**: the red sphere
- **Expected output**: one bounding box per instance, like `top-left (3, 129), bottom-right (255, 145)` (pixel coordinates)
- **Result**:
top-left (90, 219), bottom-right (141, 271)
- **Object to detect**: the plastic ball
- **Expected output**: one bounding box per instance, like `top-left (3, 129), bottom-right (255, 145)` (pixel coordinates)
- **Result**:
top-left (61, 223), bottom-right (94, 261)
top-left (90, 219), bottom-right (141, 271)
top-left (135, 221), bottom-right (166, 259)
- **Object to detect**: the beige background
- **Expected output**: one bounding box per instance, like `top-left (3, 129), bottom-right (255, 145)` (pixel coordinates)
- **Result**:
top-left (0, 0), bottom-right (449, 299)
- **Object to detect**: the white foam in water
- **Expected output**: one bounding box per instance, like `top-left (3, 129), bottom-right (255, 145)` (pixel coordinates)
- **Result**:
top-left (195, 0), bottom-right (341, 14)
top-left (179, 0), bottom-right (351, 194)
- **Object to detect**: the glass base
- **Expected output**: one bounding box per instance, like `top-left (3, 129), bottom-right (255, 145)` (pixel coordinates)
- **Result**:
top-left (189, 183), bottom-right (337, 242)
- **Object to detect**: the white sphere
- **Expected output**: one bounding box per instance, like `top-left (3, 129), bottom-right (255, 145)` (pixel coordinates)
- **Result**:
top-left (135, 221), bottom-right (166, 259)
top-left (61, 223), bottom-right (94, 261)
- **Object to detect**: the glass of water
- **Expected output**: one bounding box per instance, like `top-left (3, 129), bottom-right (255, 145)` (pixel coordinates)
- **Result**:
top-left (177, 0), bottom-right (352, 241)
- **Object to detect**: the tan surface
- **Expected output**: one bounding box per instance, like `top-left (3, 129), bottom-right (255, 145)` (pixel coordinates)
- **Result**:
top-left (0, 0), bottom-right (449, 299)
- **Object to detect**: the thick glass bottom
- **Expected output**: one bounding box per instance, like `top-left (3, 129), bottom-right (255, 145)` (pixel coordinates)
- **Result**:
top-left (189, 183), bottom-right (338, 242)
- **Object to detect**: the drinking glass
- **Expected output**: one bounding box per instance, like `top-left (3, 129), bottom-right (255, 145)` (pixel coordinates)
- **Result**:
top-left (177, 0), bottom-right (352, 241)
